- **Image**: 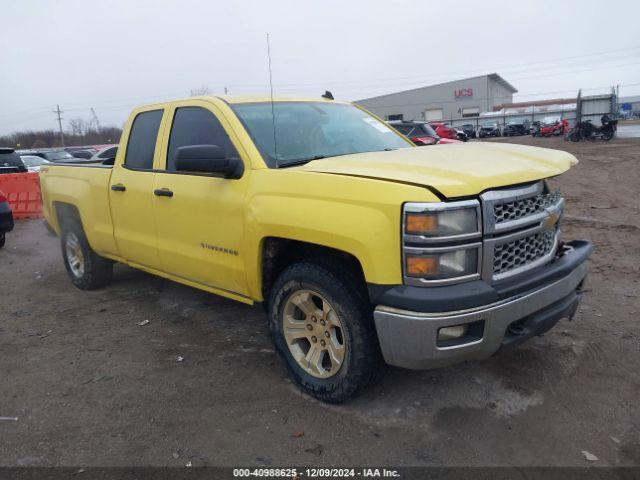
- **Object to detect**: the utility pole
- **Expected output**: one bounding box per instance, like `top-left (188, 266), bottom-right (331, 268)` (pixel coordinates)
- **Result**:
top-left (53, 104), bottom-right (65, 147)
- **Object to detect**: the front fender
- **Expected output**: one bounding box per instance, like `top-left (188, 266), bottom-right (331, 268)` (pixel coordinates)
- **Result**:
top-left (243, 169), bottom-right (438, 300)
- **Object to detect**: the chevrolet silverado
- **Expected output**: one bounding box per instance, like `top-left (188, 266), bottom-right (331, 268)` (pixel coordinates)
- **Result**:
top-left (40, 95), bottom-right (592, 402)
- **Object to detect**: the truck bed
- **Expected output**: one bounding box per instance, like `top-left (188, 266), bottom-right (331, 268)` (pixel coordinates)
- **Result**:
top-left (40, 163), bottom-right (118, 257)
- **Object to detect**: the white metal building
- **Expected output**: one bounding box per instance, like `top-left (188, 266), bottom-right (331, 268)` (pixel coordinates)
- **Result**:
top-left (356, 73), bottom-right (517, 122)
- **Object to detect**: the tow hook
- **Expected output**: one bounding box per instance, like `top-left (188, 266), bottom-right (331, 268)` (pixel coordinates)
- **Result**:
top-left (508, 323), bottom-right (526, 336)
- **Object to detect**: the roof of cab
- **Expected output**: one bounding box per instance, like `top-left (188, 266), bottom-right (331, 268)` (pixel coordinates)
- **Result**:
top-left (129, 95), bottom-right (351, 114)
top-left (193, 95), bottom-right (351, 105)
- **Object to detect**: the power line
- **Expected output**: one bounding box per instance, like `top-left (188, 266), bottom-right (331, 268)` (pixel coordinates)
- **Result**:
top-left (4, 45), bottom-right (639, 120)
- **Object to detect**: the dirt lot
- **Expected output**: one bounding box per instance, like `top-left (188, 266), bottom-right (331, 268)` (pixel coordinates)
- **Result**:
top-left (1, 136), bottom-right (639, 468)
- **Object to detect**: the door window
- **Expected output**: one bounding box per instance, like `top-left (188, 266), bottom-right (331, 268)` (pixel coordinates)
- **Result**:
top-left (125, 110), bottom-right (163, 170)
top-left (166, 107), bottom-right (237, 172)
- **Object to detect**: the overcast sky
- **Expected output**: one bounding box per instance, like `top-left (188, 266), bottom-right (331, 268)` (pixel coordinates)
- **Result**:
top-left (1, 0), bottom-right (639, 135)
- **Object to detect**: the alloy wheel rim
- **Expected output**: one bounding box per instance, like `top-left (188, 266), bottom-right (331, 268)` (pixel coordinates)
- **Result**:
top-left (282, 289), bottom-right (346, 379)
top-left (65, 232), bottom-right (85, 278)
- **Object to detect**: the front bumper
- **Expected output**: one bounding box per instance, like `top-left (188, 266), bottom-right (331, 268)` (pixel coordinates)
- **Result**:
top-left (373, 240), bottom-right (592, 370)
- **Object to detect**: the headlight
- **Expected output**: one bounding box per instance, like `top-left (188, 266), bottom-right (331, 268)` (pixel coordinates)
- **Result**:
top-left (404, 201), bottom-right (480, 241)
top-left (403, 200), bottom-right (482, 285)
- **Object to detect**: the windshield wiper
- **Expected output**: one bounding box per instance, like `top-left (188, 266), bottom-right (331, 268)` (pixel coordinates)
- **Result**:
top-left (277, 155), bottom-right (326, 168)
top-left (277, 148), bottom-right (397, 168)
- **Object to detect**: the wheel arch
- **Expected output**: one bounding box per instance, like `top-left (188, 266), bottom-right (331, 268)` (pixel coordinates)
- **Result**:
top-left (258, 237), bottom-right (368, 304)
top-left (53, 201), bottom-right (83, 232)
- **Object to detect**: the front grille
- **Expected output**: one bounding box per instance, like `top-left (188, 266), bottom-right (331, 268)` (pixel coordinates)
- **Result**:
top-left (494, 189), bottom-right (560, 224)
top-left (493, 228), bottom-right (556, 275)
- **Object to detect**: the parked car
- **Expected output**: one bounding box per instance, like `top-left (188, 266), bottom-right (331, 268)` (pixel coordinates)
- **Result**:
top-left (460, 124), bottom-right (476, 139)
top-left (503, 119), bottom-right (530, 136)
top-left (20, 154), bottom-right (52, 172)
top-left (89, 145), bottom-right (118, 162)
top-left (0, 189), bottom-right (14, 248)
top-left (72, 150), bottom-right (95, 159)
top-left (19, 149), bottom-right (84, 163)
top-left (0, 148), bottom-right (28, 174)
top-left (478, 123), bottom-right (501, 138)
top-left (429, 122), bottom-right (458, 140)
top-left (388, 121), bottom-right (439, 145)
top-left (64, 146), bottom-right (98, 159)
top-left (388, 121), bottom-right (460, 145)
top-left (455, 129), bottom-right (469, 142)
top-left (40, 95), bottom-right (592, 403)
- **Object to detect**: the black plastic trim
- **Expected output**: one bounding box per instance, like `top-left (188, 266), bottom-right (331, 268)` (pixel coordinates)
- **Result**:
top-left (0, 202), bottom-right (14, 233)
top-left (496, 288), bottom-right (582, 353)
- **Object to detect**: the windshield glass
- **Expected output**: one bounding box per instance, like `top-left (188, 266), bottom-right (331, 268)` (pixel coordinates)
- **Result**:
top-left (418, 123), bottom-right (438, 136)
top-left (232, 102), bottom-right (411, 167)
top-left (45, 151), bottom-right (75, 161)
top-left (21, 156), bottom-right (47, 167)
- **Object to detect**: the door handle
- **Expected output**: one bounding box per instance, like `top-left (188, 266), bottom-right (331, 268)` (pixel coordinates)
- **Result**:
top-left (111, 183), bottom-right (126, 192)
top-left (154, 188), bottom-right (174, 197)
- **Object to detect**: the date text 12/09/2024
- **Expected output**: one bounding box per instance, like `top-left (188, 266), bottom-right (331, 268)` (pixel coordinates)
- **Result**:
top-left (233, 468), bottom-right (401, 478)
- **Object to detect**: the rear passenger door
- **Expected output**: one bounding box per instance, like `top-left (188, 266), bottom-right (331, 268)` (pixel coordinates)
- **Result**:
top-left (152, 101), bottom-right (250, 296)
top-left (109, 108), bottom-right (165, 270)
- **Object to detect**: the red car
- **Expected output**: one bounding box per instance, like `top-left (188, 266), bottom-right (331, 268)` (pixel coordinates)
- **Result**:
top-left (388, 121), bottom-right (461, 145)
top-left (429, 122), bottom-right (458, 140)
top-left (540, 119), bottom-right (569, 137)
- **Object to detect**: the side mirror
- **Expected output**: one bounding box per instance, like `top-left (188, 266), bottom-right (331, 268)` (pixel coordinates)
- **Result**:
top-left (174, 144), bottom-right (243, 179)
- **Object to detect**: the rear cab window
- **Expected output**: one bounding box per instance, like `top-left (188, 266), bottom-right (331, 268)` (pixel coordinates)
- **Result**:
top-left (124, 110), bottom-right (164, 170)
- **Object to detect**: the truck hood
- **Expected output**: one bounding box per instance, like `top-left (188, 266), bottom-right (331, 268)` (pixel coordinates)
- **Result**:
top-left (298, 142), bottom-right (577, 198)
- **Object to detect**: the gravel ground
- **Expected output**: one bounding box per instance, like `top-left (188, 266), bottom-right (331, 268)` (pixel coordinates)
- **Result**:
top-left (1, 136), bottom-right (638, 468)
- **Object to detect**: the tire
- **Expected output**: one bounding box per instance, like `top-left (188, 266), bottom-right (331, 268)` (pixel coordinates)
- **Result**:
top-left (602, 132), bottom-right (614, 141)
top-left (569, 130), bottom-right (582, 142)
top-left (268, 260), bottom-right (381, 403)
top-left (0, 232), bottom-right (5, 248)
top-left (61, 220), bottom-right (113, 290)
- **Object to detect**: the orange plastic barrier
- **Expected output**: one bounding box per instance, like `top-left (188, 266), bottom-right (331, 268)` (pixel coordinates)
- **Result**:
top-left (0, 172), bottom-right (43, 219)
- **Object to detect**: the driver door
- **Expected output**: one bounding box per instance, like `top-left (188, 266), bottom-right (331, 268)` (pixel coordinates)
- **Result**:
top-left (152, 101), bottom-right (250, 296)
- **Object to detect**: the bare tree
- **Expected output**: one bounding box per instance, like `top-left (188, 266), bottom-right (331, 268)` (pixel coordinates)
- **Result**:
top-left (190, 86), bottom-right (210, 96)
top-left (68, 118), bottom-right (86, 136)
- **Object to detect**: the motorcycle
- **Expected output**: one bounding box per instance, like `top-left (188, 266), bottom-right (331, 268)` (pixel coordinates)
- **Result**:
top-left (568, 115), bottom-right (617, 142)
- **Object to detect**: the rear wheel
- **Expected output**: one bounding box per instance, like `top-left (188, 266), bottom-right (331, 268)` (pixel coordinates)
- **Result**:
top-left (602, 132), bottom-right (614, 141)
top-left (0, 232), bottom-right (5, 248)
top-left (61, 221), bottom-right (113, 290)
top-left (268, 261), bottom-right (381, 403)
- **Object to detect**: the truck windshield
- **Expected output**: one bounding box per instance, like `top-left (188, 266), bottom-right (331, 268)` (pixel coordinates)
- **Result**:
top-left (231, 102), bottom-right (411, 168)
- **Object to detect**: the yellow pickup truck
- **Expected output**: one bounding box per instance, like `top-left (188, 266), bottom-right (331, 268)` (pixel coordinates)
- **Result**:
top-left (40, 95), bottom-right (592, 402)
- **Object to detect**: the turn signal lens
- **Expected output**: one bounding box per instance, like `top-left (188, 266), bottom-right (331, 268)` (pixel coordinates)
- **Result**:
top-left (405, 247), bottom-right (479, 280)
top-left (406, 255), bottom-right (438, 276)
top-left (406, 214), bottom-right (438, 234)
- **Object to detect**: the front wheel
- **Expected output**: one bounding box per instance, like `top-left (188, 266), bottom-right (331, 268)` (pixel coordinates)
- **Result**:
top-left (602, 132), bottom-right (614, 141)
top-left (61, 221), bottom-right (113, 290)
top-left (268, 261), bottom-right (381, 403)
top-left (0, 232), bottom-right (5, 248)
